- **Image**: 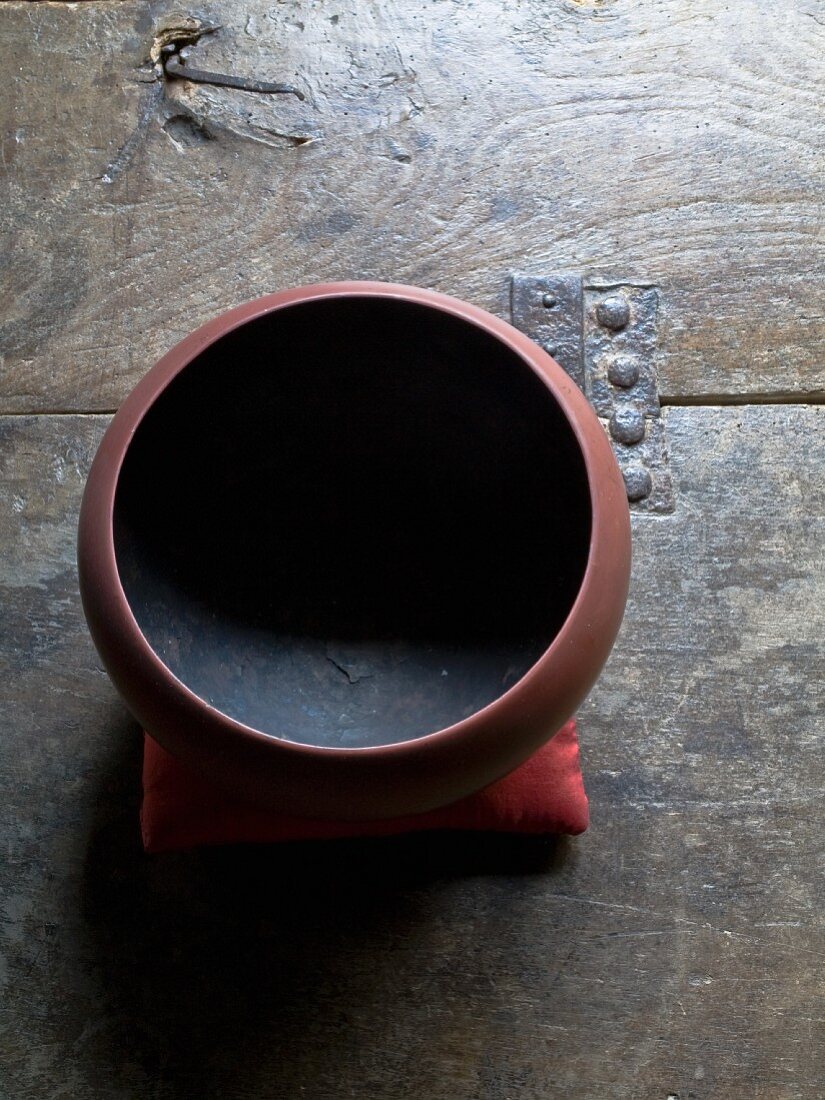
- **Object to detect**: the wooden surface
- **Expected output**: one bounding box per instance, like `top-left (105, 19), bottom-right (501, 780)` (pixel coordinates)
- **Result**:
top-left (2, 408), bottom-right (823, 1097)
top-left (1, 0), bottom-right (823, 410)
top-left (1, 0), bottom-right (824, 1096)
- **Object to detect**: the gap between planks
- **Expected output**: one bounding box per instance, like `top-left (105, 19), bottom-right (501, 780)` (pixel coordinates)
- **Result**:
top-left (1, 394), bottom-right (824, 418)
top-left (661, 392), bottom-right (825, 407)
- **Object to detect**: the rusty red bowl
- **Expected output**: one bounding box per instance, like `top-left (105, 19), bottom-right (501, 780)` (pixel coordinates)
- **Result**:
top-left (78, 282), bottom-right (630, 819)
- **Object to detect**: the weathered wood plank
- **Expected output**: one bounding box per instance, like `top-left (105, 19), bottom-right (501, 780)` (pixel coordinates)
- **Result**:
top-left (0, 405), bottom-right (822, 1097)
top-left (1, 0), bottom-right (823, 411)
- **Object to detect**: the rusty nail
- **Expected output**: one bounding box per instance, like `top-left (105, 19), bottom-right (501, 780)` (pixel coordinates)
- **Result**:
top-left (623, 465), bottom-right (652, 501)
top-left (164, 52), bottom-right (305, 100)
top-left (596, 294), bottom-right (630, 331)
top-left (609, 406), bottom-right (645, 445)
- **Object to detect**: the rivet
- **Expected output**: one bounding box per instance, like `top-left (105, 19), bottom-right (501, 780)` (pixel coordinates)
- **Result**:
top-left (542, 293), bottom-right (558, 308)
top-left (544, 343), bottom-right (558, 357)
top-left (596, 294), bottom-right (630, 331)
top-left (623, 465), bottom-right (652, 501)
top-left (607, 355), bottom-right (640, 388)
top-left (609, 406), bottom-right (645, 445)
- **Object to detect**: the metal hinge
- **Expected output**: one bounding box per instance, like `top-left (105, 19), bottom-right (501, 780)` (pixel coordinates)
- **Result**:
top-left (511, 274), bottom-right (674, 513)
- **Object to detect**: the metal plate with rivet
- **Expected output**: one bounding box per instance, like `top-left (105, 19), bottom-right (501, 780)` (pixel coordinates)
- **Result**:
top-left (599, 416), bottom-right (674, 514)
top-left (622, 464), bottom-right (653, 502)
top-left (607, 355), bottom-right (641, 389)
top-left (511, 274), bottom-right (674, 513)
top-left (584, 285), bottom-right (661, 419)
top-left (609, 405), bottom-right (646, 445)
top-left (509, 274), bottom-right (585, 392)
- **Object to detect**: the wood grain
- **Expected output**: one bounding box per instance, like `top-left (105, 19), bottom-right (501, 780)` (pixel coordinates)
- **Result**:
top-left (1, 406), bottom-right (822, 1098)
top-left (2, 1), bottom-right (823, 1094)
top-left (1, 0), bottom-right (823, 412)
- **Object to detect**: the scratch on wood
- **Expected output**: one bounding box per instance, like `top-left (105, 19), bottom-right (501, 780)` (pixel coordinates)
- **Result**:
top-left (100, 82), bottom-right (162, 184)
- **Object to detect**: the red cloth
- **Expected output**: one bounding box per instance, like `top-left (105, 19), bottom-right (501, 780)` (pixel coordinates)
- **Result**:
top-left (140, 720), bottom-right (588, 853)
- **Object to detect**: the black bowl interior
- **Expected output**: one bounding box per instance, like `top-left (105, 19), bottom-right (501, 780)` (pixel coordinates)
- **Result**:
top-left (114, 296), bottom-right (591, 748)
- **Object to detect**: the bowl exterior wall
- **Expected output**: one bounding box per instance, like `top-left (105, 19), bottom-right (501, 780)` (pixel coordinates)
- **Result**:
top-left (78, 283), bottom-right (631, 820)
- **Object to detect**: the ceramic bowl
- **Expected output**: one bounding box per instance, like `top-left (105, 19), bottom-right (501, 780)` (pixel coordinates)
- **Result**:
top-left (78, 282), bottom-right (630, 819)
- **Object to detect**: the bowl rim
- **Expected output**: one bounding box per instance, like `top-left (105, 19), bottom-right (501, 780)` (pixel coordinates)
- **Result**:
top-left (79, 281), bottom-right (630, 766)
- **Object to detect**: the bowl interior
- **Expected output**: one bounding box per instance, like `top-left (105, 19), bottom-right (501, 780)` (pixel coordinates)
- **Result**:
top-left (114, 296), bottom-right (591, 748)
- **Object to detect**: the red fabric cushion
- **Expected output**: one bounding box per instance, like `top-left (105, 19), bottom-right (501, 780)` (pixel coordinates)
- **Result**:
top-left (140, 720), bottom-right (588, 853)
